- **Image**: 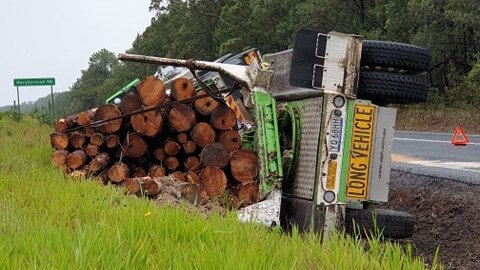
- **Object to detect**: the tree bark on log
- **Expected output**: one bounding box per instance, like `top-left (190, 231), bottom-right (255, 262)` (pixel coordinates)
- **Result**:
top-left (137, 76), bottom-right (166, 106)
top-left (168, 104), bottom-right (196, 132)
top-left (230, 150), bottom-right (259, 182)
top-left (218, 130), bottom-right (241, 152)
top-left (131, 110), bottom-right (163, 137)
top-left (93, 104), bottom-right (123, 134)
top-left (199, 166), bottom-right (227, 196)
top-left (210, 105), bottom-right (236, 130)
top-left (194, 92), bottom-right (219, 116)
top-left (89, 152), bottom-right (110, 173)
top-left (108, 162), bottom-right (130, 182)
top-left (200, 143), bottom-right (230, 168)
top-left (66, 150), bottom-right (87, 170)
top-left (171, 78), bottom-right (195, 100)
top-left (124, 133), bottom-right (148, 158)
top-left (50, 132), bottom-right (69, 150)
top-left (119, 93), bottom-right (142, 114)
top-left (148, 165), bottom-right (166, 177)
top-left (190, 122), bottom-right (215, 147)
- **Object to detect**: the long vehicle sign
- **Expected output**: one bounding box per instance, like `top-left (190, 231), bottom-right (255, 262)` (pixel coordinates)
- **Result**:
top-left (346, 104), bottom-right (375, 199)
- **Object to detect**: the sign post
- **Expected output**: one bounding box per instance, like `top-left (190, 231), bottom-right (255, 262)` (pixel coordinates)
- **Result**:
top-left (13, 77), bottom-right (56, 118)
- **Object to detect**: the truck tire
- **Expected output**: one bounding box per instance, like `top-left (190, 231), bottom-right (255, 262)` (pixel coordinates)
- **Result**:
top-left (362, 40), bottom-right (431, 73)
top-left (345, 208), bottom-right (414, 239)
top-left (357, 71), bottom-right (428, 104)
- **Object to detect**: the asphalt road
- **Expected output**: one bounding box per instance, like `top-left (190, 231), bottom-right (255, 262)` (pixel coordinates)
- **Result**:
top-left (392, 131), bottom-right (480, 183)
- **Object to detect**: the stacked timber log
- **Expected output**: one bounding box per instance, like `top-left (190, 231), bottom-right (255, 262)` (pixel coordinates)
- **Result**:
top-left (50, 76), bottom-right (259, 207)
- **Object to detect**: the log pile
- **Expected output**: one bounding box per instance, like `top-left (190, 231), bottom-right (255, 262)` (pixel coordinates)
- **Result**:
top-left (50, 76), bottom-right (259, 207)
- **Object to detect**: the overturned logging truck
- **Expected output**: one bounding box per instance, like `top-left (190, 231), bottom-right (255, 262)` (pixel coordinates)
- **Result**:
top-left (50, 29), bottom-right (431, 239)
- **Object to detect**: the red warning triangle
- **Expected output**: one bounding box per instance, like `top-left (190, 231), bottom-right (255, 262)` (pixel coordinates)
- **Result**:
top-left (451, 125), bottom-right (470, 146)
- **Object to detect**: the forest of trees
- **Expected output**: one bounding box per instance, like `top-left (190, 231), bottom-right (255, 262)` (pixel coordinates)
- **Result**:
top-left (33, 0), bottom-right (480, 116)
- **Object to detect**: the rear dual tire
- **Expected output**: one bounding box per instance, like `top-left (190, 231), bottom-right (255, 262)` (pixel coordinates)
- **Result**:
top-left (358, 40), bottom-right (431, 104)
top-left (345, 208), bottom-right (414, 239)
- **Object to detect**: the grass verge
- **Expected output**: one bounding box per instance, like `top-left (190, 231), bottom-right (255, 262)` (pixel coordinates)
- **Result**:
top-left (396, 105), bottom-right (480, 134)
top-left (0, 114), bottom-right (441, 269)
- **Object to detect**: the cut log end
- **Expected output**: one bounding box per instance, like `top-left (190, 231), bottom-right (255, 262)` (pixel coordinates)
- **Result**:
top-left (89, 152), bottom-right (110, 173)
top-left (90, 133), bottom-right (106, 146)
top-left (218, 130), bottom-right (241, 152)
top-left (106, 134), bottom-right (120, 148)
top-left (199, 166), bottom-right (227, 197)
top-left (52, 149), bottom-right (69, 168)
top-left (171, 78), bottom-right (195, 100)
top-left (200, 143), bottom-right (230, 168)
top-left (148, 165), bottom-right (166, 177)
top-left (164, 157), bottom-right (180, 171)
top-left (124, 133), bottom-right (148, 158)
top-left (108, 162), bottom-right (130, 183)
top-left (184, 156), bottom-right (201, 171)
top-left (50, 132), bottom-right (69, 150)
top-left (164, 140), bottom-right (181, 156)
top-left (194, 92), bottom-right (219, 116)
top-left (230, 149), bottom-right (259, 182)
top-left (131, 110), bottom-right (163, 137)
top-left (190, 122), bottom-right (215, 147)
top-left (66, 150), bottom-right (87, 170)
top-left (168, 104), bottom-right (196, 132)
top-left (119, 93), bottom-right (142, 114)
top-left (85, 144), bottom-right (99, 157)
top-left (69, 131), bottom-right (86, 149)
top-left (210, 105), bottom-right (236, 130)
top-left (183, 141), bottom-right (197, 154)
top-left (137, 76), bottom-right (166, 106)
top-left (124, 178), bottom-right (142, 194)
top-left (93, 104), bottom-right (123, 134)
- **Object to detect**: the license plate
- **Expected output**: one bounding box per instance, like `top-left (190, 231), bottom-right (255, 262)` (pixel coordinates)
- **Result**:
top-left (328, 116), bottom-right (343, 153)
top-left (346, 104), bottom-right (375, 199)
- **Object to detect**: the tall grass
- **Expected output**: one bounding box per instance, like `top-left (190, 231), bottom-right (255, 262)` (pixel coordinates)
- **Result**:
top-left (0, 115), bottom-right (441, 269)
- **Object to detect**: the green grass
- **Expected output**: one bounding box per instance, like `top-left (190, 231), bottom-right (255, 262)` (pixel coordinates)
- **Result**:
top-left (0, 114), bottom-right (441, 269)
top-left (396, 105), bottom-right (480, 134)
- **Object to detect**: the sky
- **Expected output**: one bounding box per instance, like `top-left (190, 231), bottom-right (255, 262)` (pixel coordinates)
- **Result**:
top-left (0, 0), bottom-right (153, 107)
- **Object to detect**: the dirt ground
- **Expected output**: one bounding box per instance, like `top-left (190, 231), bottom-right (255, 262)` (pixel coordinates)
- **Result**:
top-left (150, 170), bottom-right (480, 269)
top-left (384, 170), bottom-right (480, 269)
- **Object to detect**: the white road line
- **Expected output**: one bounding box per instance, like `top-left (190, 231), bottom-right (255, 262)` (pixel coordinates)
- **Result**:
top-left (394, 137), bottom-right (480, 145)
top-left (396, 131), bottom-right (480, 137)
top-left (392, 154), bottom-right (480, 173)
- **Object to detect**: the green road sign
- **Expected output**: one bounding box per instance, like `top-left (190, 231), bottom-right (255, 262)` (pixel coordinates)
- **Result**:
top-left (14, 78), bottom-right (55, 87)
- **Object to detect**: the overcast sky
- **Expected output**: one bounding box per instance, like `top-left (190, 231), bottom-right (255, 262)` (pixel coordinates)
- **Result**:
top-left (0, 0), bottom-right (153, 107)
